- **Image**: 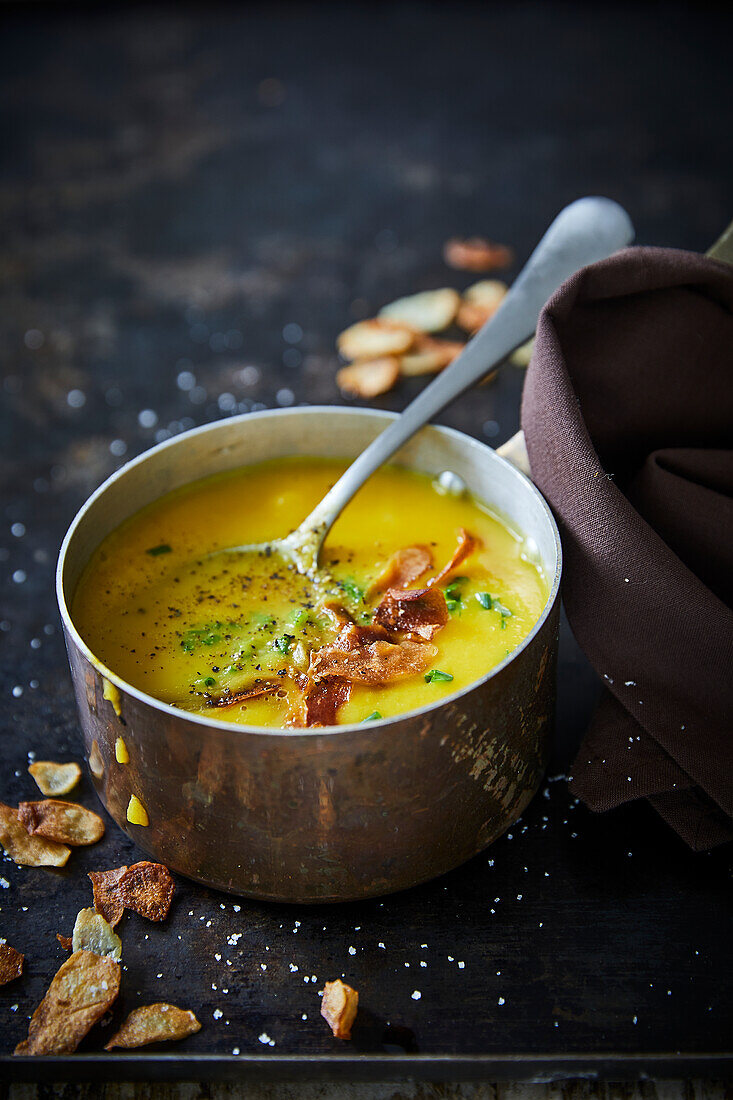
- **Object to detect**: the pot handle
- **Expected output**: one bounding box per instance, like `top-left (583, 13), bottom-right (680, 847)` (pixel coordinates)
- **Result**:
top-left (497, 430), bottom-right (531, 478)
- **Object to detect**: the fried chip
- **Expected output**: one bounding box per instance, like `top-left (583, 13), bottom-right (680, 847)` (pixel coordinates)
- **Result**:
top-left (309, 636), bottom-right (436, 685)
top-left (56, 933), bottom-right (73, 952)
top-left (0, 941), bottom-right (24, 985)
top-left (89, 866), bottom-right (128, 927)
top-left (91, 861), bottom-right (175, 924)
top-left (104, 1002), bottom-right (201, 1050)
top-left (456, 279), bottom-right (508, 332)
top-left (374, 585), bottom-right (449, 641)
top-left (429, 528), bottom-right (480, 588)
top-left (443, 237), bottom-right (513, 272)
top-left (379, 287), bottom-right (460, 334)
top-left (367, 545), bottom-right (433, 597)
top-left (0, 802), bottom-right (70, 867)
top-left (337, 319), bottom-right (414, 361)
top-left (71, 908), bottom-right (122, 962)
top-left (321, 979), bottom-right (359, 1040)
top-left (28, 761), bottom-right (82, 797)
top-left (18, 800), bottom-right (105, 847)
top-left (399, 335), bottom-right (464, 376)
top-left (336, 356), bottom-right (400, 398)
top-left (14, 949), bottom-right (120, 1056)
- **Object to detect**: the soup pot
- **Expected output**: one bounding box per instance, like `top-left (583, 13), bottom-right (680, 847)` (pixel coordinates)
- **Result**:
top-left (57, 407), bottom-right (561, 903)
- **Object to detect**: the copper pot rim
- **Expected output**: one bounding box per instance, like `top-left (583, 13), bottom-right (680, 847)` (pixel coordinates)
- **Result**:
top-left (56, 406), bottom-right (562, 738)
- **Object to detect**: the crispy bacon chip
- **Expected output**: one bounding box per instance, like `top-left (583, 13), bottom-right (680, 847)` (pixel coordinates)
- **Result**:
top-left (14, 950), bottom-right (120, 1056)
top-left (91, 861), bottom-right (175, 925)
top-left (18, 800), bottom-right (105, 847)
top-left (0, 802), bottom-right (70, 867)
top-left (319, 601), bottom-right (355, 629)
top-left (105, 1002), bottom-right (201, 1050)
top-left (443, 237), bottom-right (514, 272)
top-left (367, 545), bottom-right (433, 597)
top-left (321, 979), bottom-right (359, 1039)
top-left (309, 636), bottom-right (436, 684)
top-left (72, 908), bottom-right (122, 962)
top-left (0, 941), bottom-right (24, 985)
top-left (288, 677), bottom-right (352, 728)
top-left (28, 761), bottom-right (82, 797)
top-left (374, 585), bottom-right (449, 641)
top-left (88, 866), bottom-right (128, 927)
top-left (429, 528), bottom-right (480, 588)
top-left (332, 621), bottom-right (393, 650)
top-left (56, 933), bottom-right (73, 952)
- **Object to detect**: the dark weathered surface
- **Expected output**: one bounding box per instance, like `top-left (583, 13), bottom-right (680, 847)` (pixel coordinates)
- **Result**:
top-left (0, 1), bottom-right (731, 1083)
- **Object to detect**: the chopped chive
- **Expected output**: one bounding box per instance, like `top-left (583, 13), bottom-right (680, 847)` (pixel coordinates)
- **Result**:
top-left (339, 578), bottom-right (364, 603)
top-left (444, 576), bottom-right (468, 598)
top-left (146, 543), bottom-right (172, 556)
top-left (289, 608), bottom-right (309, 628)
top-left (445, 597), bottom-right (461, 614)
top-left (362, 711), bottom-right (382, 722)
top-left (501, 617), bottom-right (507, 630)
top-left (424, 669), bottom-right (454, 684)
top-left (204, 677), bottom-right (215, 688)
top-left (494, 600), bottom-right (512, 618)
top-left (476, 592), bottom-right (493, 610)
top-left (274, 634), bottom-right (295, 655)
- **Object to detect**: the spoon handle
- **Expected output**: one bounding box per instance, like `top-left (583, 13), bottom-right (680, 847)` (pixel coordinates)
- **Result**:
top-left (306, 196), bottom-right (634, 541)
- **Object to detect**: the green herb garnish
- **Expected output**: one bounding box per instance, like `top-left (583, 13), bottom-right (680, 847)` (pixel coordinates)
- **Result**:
top-left (446, 597), bottom-right (461, 614)
top-left (424, 669), bottom-right (454, 684)
top-left (204, 677), bottom-right (216, 688)
top-left (338, 577), bottom-right (365, 603)
top-left (146, 543), bottom-right (172, 556)
top-left (493, 599), bottom-right (512, 618)
top-left (180, 620), bottom-right (241, 654)
top-left (444, 576), bottom-right (468, 598)
top-left (274, 634), bottom-right (295, 655)
top-left (362, 711), bottom-right (383, 722)
top-left (476, 592), bottom-right (493, 610)
top-left (289, 608), bottom-right (309, 628)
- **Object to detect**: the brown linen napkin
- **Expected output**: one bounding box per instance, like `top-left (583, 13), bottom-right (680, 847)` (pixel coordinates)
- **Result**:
top-left (521, 246), bottom-right (733, 849)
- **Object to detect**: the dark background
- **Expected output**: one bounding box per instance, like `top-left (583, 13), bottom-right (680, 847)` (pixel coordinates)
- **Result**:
top-left (1, 1), bottom-right (731, 1080)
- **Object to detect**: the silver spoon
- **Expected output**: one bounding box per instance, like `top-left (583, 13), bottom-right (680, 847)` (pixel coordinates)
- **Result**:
top-left (223, 197), bottom-right (634, 577)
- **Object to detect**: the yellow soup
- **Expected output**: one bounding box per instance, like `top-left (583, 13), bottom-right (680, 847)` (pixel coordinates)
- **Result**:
top-left (72, 458), bottom-right (548, 727)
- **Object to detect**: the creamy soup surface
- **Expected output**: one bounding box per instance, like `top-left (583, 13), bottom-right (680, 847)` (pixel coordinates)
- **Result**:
top-left (72, 458), bottom-right (549, 727)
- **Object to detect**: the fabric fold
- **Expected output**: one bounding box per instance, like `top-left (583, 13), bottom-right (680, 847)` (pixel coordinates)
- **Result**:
top-left (521, 247), bottom-right (733, 848)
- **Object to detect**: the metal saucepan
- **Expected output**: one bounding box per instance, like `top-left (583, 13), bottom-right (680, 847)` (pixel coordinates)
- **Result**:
top-left (57, 407), bottom-right (560, 903)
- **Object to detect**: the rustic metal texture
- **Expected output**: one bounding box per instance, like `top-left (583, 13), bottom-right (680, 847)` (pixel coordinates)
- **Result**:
top-left (1, 0), bottom-right (732, 1083)
top-left (64, 601), bottom-right (558, 903)
top-left (58, 409), bottom-right (560, 903)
